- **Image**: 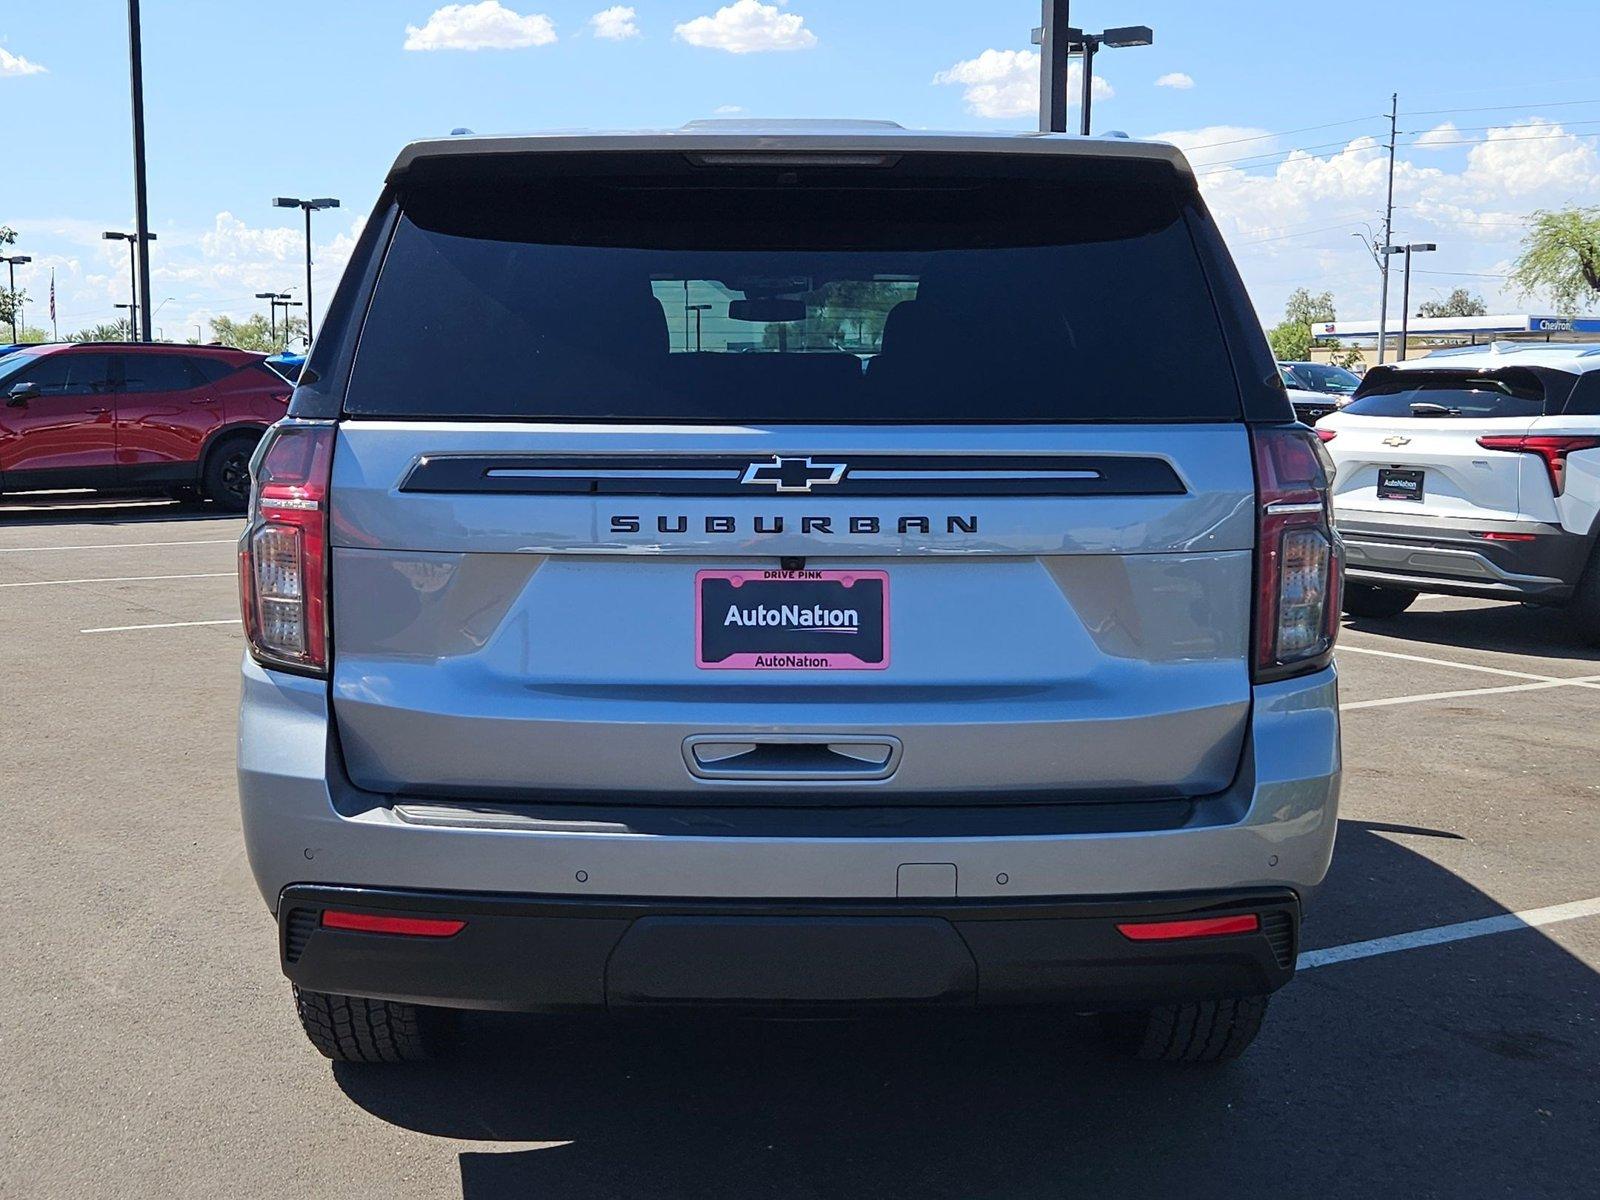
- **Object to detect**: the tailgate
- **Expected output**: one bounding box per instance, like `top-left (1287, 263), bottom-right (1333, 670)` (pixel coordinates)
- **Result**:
top-left (327, 422), bottom-right (1257, 802)
top-left (1328, 415), bottom-right (1536, 520)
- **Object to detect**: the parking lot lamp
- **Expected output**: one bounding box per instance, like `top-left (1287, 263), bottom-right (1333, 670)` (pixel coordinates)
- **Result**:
top-left (2, 254), bottom-right (32, 342)
top-left (103, 231), bottom-right (156, 335)
top-left (272, 197), bottom-right (339, 345)
top-left (113, 302), bottom-right (137, 338)
top-left (1045, 24), bottom-right (1153, 135)
top-left (1383, 243), bottom-right (1437, 361)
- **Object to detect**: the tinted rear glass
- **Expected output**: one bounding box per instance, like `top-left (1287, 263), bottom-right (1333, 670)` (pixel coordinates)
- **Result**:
top-left (1345, 373), bottom-right (1546, 419)
top-left (345, 157), bottom-right (1240, 423)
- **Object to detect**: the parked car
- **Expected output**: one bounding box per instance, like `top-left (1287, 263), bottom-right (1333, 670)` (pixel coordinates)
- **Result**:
top-left (1279, 362), bottom-right (1360, 426)
top-left (238, 122), bottom-right (1343, 1065)
top-left (0, 342), bottom-right (290, 509)
top-left (1318, 342), bottom-right (1600, 636)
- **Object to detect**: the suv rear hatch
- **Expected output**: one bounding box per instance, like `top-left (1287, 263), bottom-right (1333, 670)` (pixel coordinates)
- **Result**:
top-left (317, 146), bottom-right (1273, 804)
top-left (1326, 366), bottom-right (1561, 520)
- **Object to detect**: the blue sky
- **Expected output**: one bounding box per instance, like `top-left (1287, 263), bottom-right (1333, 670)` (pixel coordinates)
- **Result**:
top-left (5, 0), bottom-right (1599, 342)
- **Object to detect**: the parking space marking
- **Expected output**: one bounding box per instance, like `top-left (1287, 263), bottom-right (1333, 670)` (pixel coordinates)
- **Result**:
top-left (0, 572), bottom-right (233, 589)
top-left (0, 537), bottom-right (236, 554)
top-left (1299, 895), bottom-right (1600, 970)
top-left (81, 618), bottom-right (241, 634)
top-left (1342, 676), bottom-right (1600, 710)
top-left (1337, 643), bottom-right (1561, 682)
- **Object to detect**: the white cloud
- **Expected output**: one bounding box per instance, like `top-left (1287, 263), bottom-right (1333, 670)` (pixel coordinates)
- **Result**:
top-left (0, 47), bottom-right (48, 76)
top-left (588, 6), bottom-right (639, 40)
top-left (1155, 72), bottom-right (1194, 90)
top-left (932, 48), bottom-right (1110, 121)
top-left (1150, 119), bottom-right (1600, 322)
top-left (675, 1), bottom-right (816, 54)
top-left (403, 2), bottom-right (557, 51)
top-left (1413, 121), bottom-right (1459, 151)
top-left (713, 104), bottom-right (744, 114)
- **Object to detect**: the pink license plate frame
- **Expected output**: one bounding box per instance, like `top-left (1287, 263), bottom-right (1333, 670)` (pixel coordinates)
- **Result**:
top-left (695, 569), bottom-right (890, 670)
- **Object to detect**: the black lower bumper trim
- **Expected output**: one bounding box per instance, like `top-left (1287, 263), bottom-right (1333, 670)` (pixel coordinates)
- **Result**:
top-left (1338, 512), bottom-right (1588, 602)
top-left (278, 885), bottom-right (1300, 1014)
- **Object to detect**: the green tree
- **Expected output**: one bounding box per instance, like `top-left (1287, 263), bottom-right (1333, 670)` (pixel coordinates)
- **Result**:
top-left (0, 225), bottom-right (20, 337)
top-left (1510, 206), bottom-right (1600, 312)
top-left (209, 312), bottom-right (307, 352)
top-left (1416, 287), bottom-right (1487, 318)
top-left (1266, 287), bottom-right (1337, 361)
top-left (68, 320), bottom-right (133, 342)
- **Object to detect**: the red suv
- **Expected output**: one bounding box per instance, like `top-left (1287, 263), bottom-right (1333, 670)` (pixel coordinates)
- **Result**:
top-left (0, 343), bottom-right (292, 510)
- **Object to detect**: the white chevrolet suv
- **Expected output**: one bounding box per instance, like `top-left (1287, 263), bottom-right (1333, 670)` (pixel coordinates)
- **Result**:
top-left (1319, 342), bottom-right (1600, 637)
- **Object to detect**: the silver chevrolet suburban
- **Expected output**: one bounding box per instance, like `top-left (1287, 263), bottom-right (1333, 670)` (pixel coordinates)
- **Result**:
top-left (237, 121), bottom-right (1343, 1065)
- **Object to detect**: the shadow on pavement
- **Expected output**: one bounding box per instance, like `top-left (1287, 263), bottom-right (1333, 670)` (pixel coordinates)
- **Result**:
top-left (0, 494), bottom-right (240, 528)
top-left (332, 820), bottom-right (1599, 1199)
top-left (1343, 600), bottom-right (1600, 664)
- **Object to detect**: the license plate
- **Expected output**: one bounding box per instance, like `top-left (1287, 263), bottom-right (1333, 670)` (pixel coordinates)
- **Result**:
top-left (1377, 468), bottom-right (1425, 502)
top-left (696, 569), bottom-right (889, 670)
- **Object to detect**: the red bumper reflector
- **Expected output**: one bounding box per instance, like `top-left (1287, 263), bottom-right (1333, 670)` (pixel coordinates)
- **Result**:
top-left (321, 910), bottom-right (466, 938)
top-left (1116, 913), bottom-right (1260, 941)
top-left (1475, 531), bottom-right (1537, 542)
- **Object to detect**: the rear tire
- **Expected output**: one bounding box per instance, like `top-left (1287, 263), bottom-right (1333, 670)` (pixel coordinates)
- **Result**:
top-left (1569, 543), bottom-right (1600, 647)
top-left (1342, 583), bottom-right (1417, 619)
top-left (200, 431), bottom-right (260, 512)
top-left (1100, 996), bottom-right (1270, 1063)
top-left (293, 986), bottom-right (441, 1063)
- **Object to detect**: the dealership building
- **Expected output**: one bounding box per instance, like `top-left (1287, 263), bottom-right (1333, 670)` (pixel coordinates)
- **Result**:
top-left (1308, 313), bottom-right (1600, 362)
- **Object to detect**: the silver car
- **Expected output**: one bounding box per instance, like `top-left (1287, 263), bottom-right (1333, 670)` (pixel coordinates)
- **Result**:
top-left (237, 122), bottom-right (1343, 1064)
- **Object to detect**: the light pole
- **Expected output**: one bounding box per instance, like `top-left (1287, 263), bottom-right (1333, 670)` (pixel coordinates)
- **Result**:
top-left (1064, 25), bottom-right (1153, 135)
top-left (2, 254), bottom-right (32, 342)
top-left (1031, 1), bottom-right (1073, 132)
top-left (126, 0), bottom-right (154, 342)
top-left (255, 291), bottom-right (281, 342)
top-left (276, 299), bottom-right (303, 348)
top-left (1382, 243), bottom-right (1436, 361)
top-left (687, 303), bottom-right (711, 352)
top-left (272, 197), bottom-right (339, 344)
top-left (104, 231), bottom-right (156, 337)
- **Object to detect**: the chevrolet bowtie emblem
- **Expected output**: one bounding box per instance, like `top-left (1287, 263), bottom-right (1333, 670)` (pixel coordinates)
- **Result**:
top-left (1382, 436), bottom-right (1412, 447)
top-left (741, 456), bottom-right (848, 493)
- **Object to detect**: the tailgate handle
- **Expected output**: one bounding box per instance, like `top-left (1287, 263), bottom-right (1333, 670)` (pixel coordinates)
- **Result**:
top-left (685, 735), bottom-right (902, 781)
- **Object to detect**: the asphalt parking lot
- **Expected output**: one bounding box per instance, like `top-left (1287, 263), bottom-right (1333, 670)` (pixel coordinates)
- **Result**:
top-left (2, 496), bottom-right (1597, 1200)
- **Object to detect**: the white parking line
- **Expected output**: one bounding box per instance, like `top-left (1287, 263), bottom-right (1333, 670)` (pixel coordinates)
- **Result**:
top-left (1342, 676), bottom-right (1600, 711)
top-left (1299, 896), bottom-right (1600, 970)
top-left (1338, 643), bottom-right (1560, 682)
top-left (0, 572), bottom-right (233, 589)
top-left (80, 618), bottom-right (241, 634)
top-left (0, 538), bottom-right (235, 554)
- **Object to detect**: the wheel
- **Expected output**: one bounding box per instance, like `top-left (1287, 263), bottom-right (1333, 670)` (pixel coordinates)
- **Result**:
top-left (1342, 583), bottom-right (1417, 619)
top-left (293, 986), bottom-right (441, 1063)
top-left (201, 431), bottom-right (260, 512)
top-left (1569, 542), bottom-right (1600, 647)
top-left (1100, 996), bottom-right (1270, 1063)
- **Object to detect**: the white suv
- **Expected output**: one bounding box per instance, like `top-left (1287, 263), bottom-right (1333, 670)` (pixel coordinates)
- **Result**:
top-left (1318, 342), bottom-right (1600, 637)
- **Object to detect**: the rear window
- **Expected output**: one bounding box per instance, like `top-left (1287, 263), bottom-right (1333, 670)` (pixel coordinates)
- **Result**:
top-left (1345, 371), bottom-right (1547, 419)
top-left (344, 157), bottom-right (1240, 423)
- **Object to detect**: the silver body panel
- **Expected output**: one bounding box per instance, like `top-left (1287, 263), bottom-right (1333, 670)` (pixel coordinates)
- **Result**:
top-left (327, 422), bottom-right (1258, 799)
top-left (240, 658), bottom-right (1340, 908)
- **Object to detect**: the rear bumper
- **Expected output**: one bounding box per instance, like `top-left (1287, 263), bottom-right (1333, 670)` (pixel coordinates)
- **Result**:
top-left (1336, 510), bottom-right (1589, 602)
top-left (278, 884), bottom-right (1299, 1012)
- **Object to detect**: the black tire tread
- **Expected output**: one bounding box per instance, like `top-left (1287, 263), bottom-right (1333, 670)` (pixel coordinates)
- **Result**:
top-left (1570, 542), bottom-right (1600, 647)
top-left (201, 430), bottom-right (261, 511)
top-left (293, 986), bottom-right (432, 1063)
top-left (1127, 996), bottom-right (1269, 1063)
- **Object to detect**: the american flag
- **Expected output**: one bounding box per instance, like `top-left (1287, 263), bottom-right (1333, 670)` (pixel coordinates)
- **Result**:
top-left (49, 269), bottom-right (55, 323)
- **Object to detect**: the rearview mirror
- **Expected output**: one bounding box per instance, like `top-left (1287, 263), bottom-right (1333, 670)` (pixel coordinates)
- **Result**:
top-left (728, 298), bottom-right (806, 323)
top-left (6, 381), bottom-right (40, 406)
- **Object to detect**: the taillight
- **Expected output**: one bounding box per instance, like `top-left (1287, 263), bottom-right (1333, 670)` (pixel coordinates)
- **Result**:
top-left (1251, 425), bottom-right (1343, 683)
top-left (1315, 428), bottom-right (1338, 443)
top-left (238, 420), bottom-right (335, 675)
top-left (1476, 434), bottom-right (1600, 496)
